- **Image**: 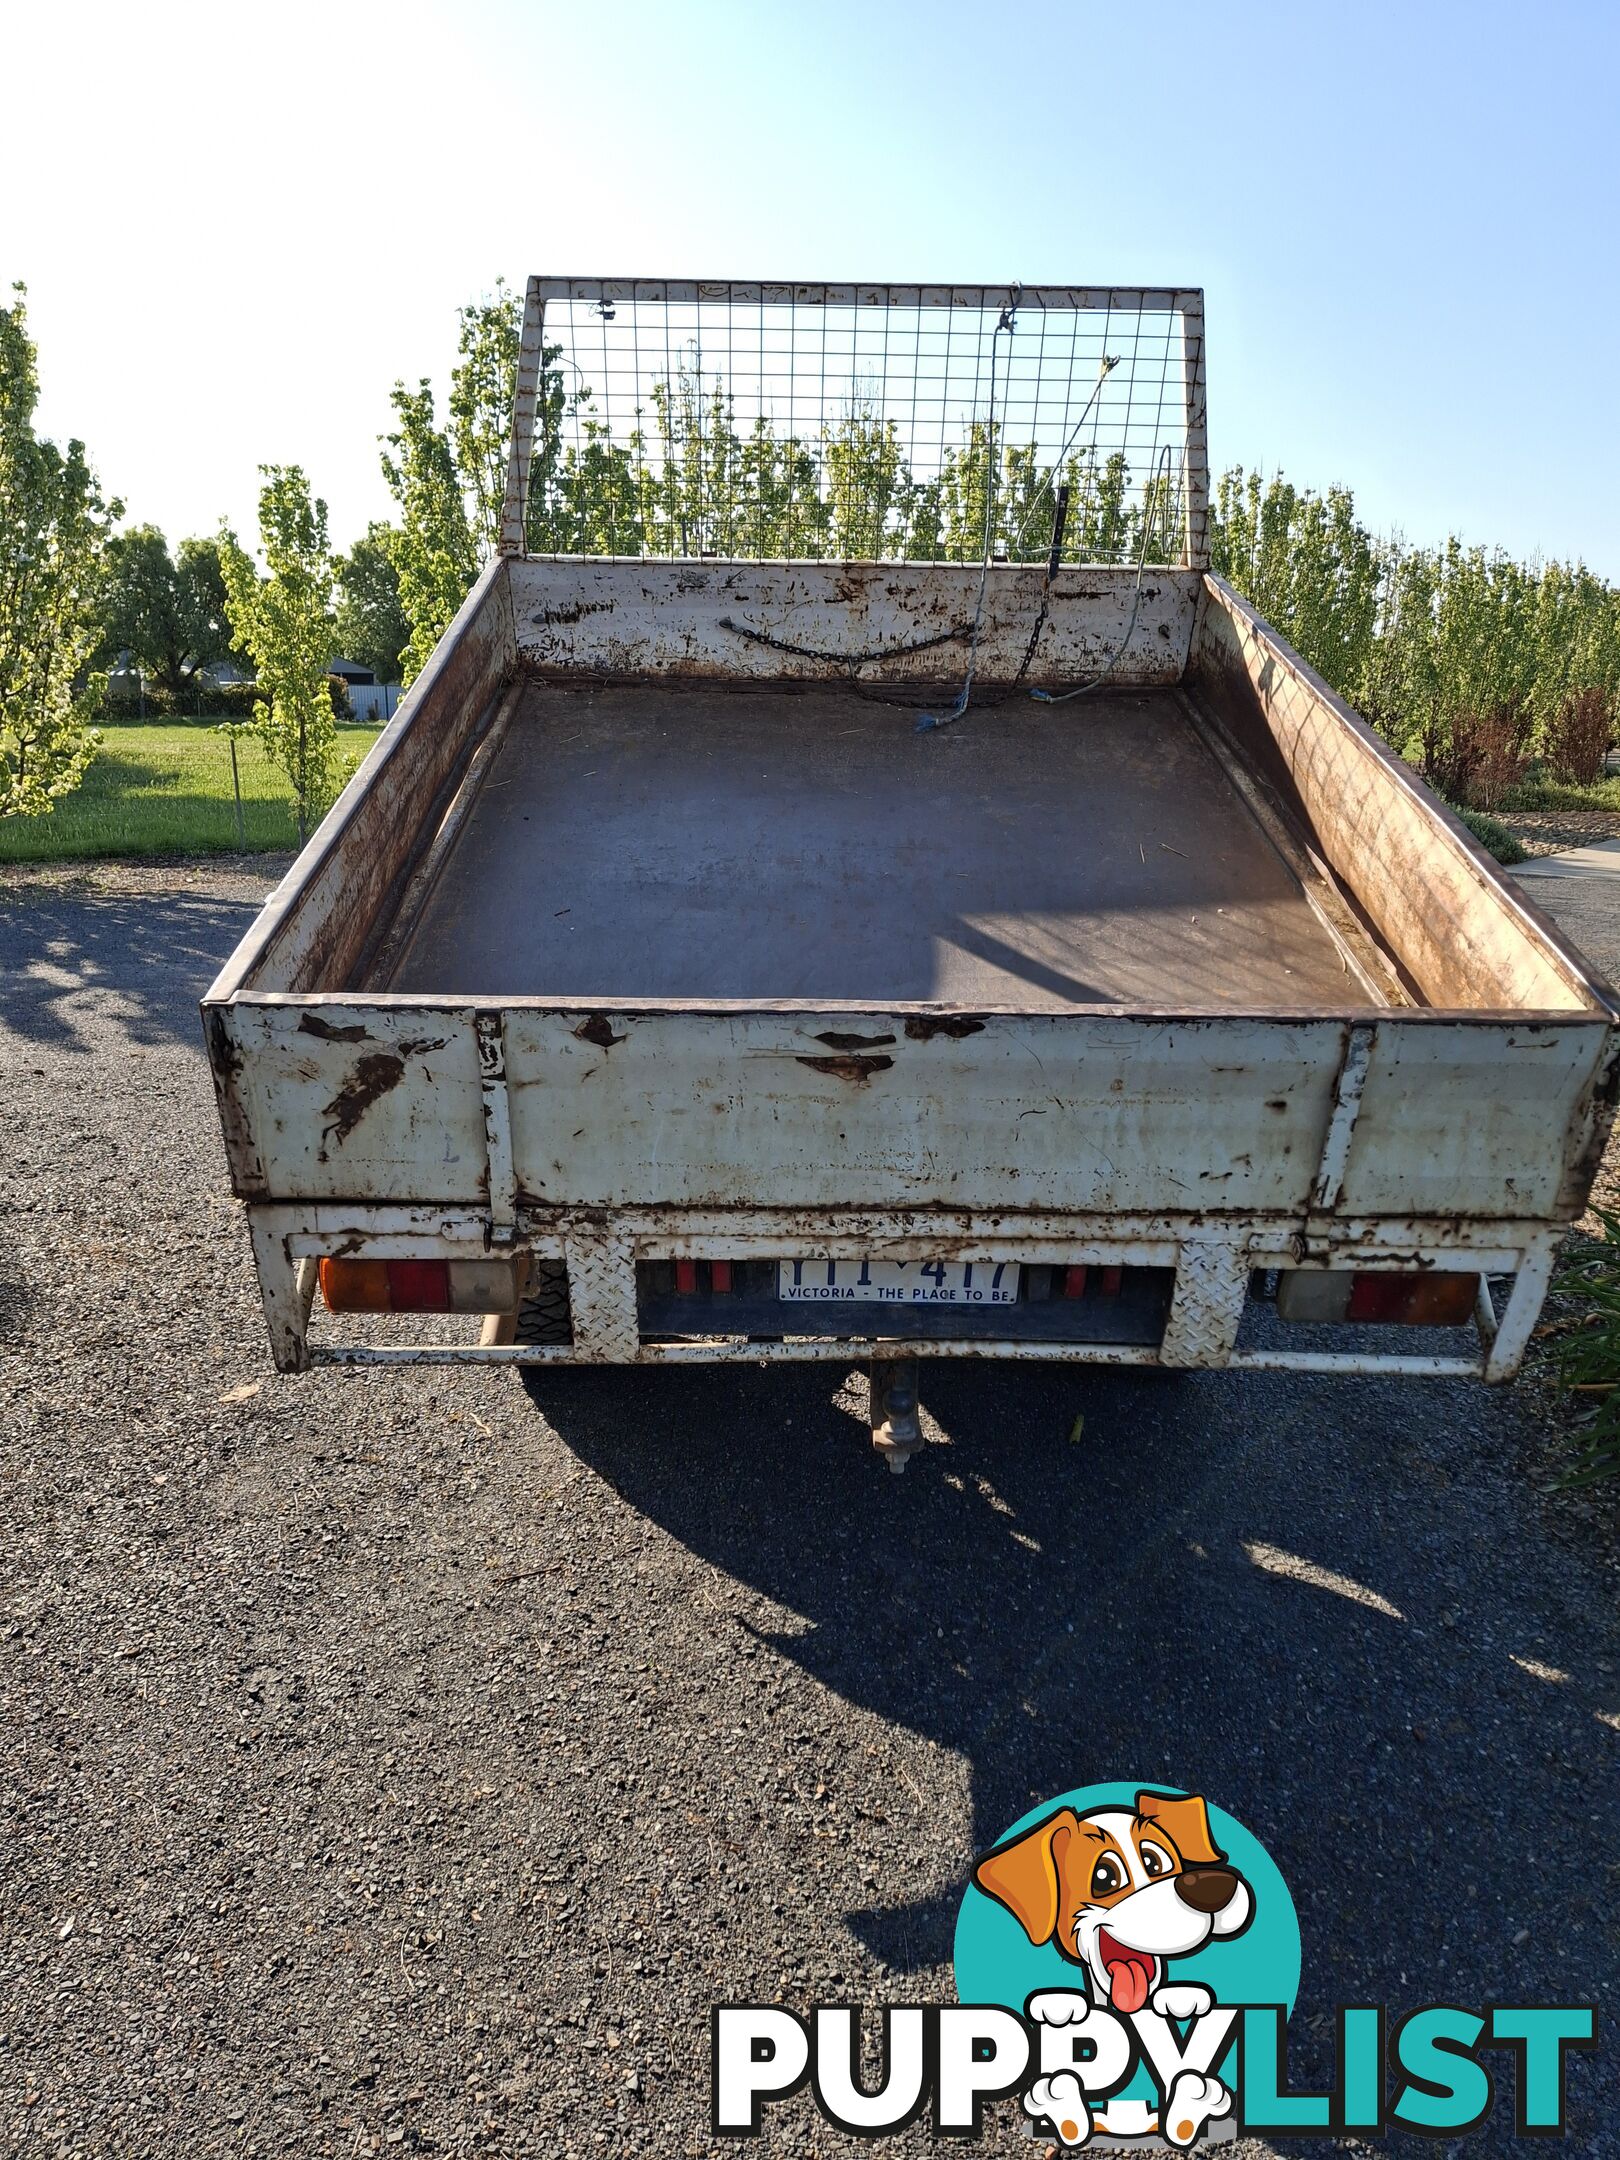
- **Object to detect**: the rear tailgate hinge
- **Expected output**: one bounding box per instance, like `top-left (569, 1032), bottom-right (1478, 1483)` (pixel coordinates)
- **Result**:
top-left (1303, 1021), bottom-right (1377, 1248)
top-left (474, 1011), bottom-right (519, 1245)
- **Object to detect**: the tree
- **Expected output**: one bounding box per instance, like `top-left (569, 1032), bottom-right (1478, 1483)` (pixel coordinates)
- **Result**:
top-left (335, 522), bottom-right (409, 683)
top-left (97, 525), bottom-right (234, 693)
top-left (450, 281), bottom-right (523, 557)
top-left (381, 381), bottom-right (478, 684)
top-left (1209, 467), bottom-right (1378, 698)
top-left (0, 284), bottom-right (119, 817)
top-left (218, 467), bottom-right (337, 844)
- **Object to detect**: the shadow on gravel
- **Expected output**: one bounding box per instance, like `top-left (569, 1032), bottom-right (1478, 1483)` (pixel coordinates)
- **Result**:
top-left (0, 885), bottom-right (265, 1050)
top-left (524, 1356), bottom-right (1620, 2037)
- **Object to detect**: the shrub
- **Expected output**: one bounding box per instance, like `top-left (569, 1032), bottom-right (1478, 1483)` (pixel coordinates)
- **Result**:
top-left (1421, 701), bottom-right (1532, 810)
top-left (1545, 685), bottom-right (1612, 785)
top-left (98, 679), bottom-right (260, 721)
top-left (326, 673), bottom-right (355, 724)
top-left (1450, 805), bottom-right (1528, 865)
top-left (1548, 1210), bottom-right (1620, 1485)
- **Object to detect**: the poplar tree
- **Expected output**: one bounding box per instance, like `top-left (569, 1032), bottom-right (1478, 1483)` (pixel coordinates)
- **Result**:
top-left (219, 466), bottom-right (337, 843)
top-left (0, 284), bottom-right (118, 817)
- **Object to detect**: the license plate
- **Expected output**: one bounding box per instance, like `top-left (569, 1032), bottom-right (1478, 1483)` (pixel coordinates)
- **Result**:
top-left (777, 1260), bottom-right (1020, 1307)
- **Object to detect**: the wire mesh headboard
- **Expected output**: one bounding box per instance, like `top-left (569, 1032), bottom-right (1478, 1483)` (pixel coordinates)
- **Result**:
top-left (500, 280), bottom-right (1208, 569)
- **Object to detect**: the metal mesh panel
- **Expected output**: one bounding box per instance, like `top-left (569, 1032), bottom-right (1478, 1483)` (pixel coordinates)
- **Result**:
top-left (509, 280), bottom-right (1204, 567)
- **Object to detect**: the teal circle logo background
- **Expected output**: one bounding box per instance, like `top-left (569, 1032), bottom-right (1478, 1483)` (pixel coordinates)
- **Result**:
top-left (954, 1784), bottom-right (1300, 2077)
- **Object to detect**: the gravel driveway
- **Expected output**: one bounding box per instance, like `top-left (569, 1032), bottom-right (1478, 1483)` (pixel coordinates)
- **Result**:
top-left (2, 862), bottom-right (1618, 2158)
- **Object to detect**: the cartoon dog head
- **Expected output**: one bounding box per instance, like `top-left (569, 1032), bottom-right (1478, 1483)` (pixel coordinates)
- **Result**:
top-left (972, 1790), bottom-right (1252, 2014)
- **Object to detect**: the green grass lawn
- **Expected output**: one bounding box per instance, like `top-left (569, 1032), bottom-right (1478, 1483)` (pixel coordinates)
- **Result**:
top-left (0, 720), bottom-right (383, 862)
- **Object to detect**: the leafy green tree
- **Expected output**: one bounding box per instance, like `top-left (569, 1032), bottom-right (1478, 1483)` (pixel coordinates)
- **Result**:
top-left (381, 382), bottom-right (479, 684)
top-left (1359, 540), bottom-right (1438, 751)
top-left (218, 467), bottom-right (338, 843)
top-left (97, 526), bottom-right (234, 693)
top-left (825, 401), bottom-right (906, 558)
top-left (335, 522), bottom-right (409, 683)
top-left (0, 284), bottom-right (119, 818)
top-left (450, 282), bottom-right (524, 557)
top-left (1066, 448), bottom-right (1132, 563)
top-left (1210, 467), bottom-right (1378, 697)
top-left (384, 282), bottom-right (574, 666)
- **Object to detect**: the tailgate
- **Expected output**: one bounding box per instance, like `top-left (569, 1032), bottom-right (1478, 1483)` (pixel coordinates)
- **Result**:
top-left (208, 1000), bottom-right (1612, 1226)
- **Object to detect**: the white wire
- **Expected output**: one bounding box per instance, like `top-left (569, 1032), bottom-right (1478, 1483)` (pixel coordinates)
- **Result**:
top-left (1004, 353), bottom-right (1120, 558)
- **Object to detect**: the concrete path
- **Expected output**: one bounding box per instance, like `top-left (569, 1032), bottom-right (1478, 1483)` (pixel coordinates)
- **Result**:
top-left (1511, 840), bottom-right (1620, 987)
top-left (1511, 836), bottom-right (1620, 881)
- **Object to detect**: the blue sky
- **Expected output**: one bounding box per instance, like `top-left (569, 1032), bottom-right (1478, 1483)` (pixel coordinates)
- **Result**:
top-left (7, 0), bottom-right (1617, 572)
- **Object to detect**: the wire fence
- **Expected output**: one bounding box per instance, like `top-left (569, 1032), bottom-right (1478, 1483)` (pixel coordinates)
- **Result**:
top-left (511, 281), bottom-right (1205, 567)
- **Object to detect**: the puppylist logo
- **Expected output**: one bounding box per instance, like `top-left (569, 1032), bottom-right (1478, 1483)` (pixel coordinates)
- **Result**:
top-left (713, 1783), bottom-right (1596, 2146)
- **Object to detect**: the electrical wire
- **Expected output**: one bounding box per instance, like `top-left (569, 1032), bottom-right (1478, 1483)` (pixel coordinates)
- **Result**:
top-left (915, 284), bottom-right (1021, 733)
top-left (1030, 442), bottom-right (1176, 704)
top-left (1003, 352), bottom-right (1120, 559)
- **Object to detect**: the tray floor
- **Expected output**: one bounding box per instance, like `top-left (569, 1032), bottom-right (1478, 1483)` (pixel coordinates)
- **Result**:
top-left (381, 682), bottom-right (1358, 1010)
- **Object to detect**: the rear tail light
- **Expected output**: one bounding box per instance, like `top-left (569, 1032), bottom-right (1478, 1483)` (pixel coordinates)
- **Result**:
top-left (1276, 1269), bottom-right (1479, 1327)
top-left (1029, 1264), bottom-right (1132, 1303)
top-left (319, 1256), bottom-right (521, 1315)
top-left (670, 1261), bottom-right (734, 1293)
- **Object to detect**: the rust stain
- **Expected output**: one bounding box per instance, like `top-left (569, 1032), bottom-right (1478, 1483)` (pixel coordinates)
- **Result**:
top-left (536, 599), bottom-right (613, 627)
top-left (814, 1029), bottom-right (897, 1051)
top-left (904, 1015), bottom-right (986, 1041)
top-left (795, 1053), bottom-right (895, 1084)
top-left (574, 1014), bottom-right (627, 1051)
top-left (204, 1010), bottom-right (243, 1080)
top-left (315, 1034), bottom-right (447, 1158)
top-left (320, 1053), bottom-right (407, 1156)
top-left (299, 1014), bottom-right (369, 1044)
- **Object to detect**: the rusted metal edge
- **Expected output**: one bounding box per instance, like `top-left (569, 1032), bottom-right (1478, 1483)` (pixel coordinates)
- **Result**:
top-left (1556, 1025), bottom-right (1620, 1218)
top-left (301, 1338), bottom-right (1488, 1376)
top-left (1197, 573), bottom-right (1620, 1024)
top-left (202, 1006), bottom-right (267, 1199)
top-left (202, 557), bottom-right (512, 1009)
top-left (220, 989), bottom-right (1610, 1031)
top-left (254, 1201), bottom-right (1548, 1260)
top-left (529, 279), bottom-right (1203, 315)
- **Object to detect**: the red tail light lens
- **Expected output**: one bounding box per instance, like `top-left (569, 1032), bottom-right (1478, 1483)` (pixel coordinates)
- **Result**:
top-left (1277, 1269), bottom-right (1480, 1327)
top-left (387, 1259), bottom-right (450, 1311)
top-left (319, 1257), bottom-right (519, 1315)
